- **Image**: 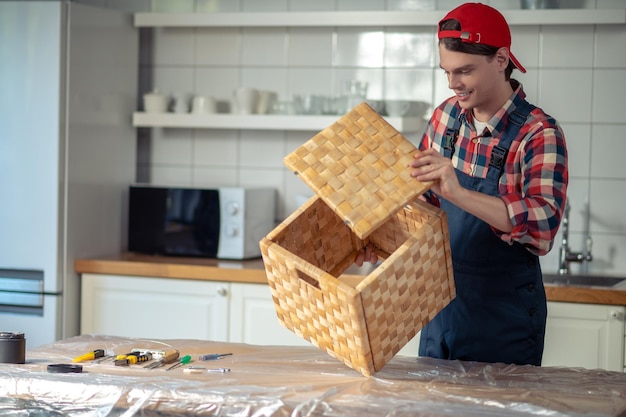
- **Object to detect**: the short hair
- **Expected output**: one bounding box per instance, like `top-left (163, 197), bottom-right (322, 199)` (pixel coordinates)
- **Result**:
top-left (439, 19), bottom-right (515, 80)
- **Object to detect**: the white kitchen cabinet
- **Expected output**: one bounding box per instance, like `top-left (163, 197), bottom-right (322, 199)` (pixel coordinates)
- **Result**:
top-left (81, 274), bottom-right (229, 341)
top-left (228, 282), bottom-right (423, 355)
top-left (81, 273), bottom-right (422, 356)
top-left (81, 274), bottom-right (312, 346)
top-left (228, 282), bottom-right (310, 346)
top-left (542, 301), bottom-right (625, 372)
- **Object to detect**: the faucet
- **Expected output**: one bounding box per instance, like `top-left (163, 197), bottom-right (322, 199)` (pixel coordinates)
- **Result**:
top-left (558, 199), bottom-right (593, 275)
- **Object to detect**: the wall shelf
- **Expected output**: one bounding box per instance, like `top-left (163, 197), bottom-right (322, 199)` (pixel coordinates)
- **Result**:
top-left (134, 9), bottom-right (626, 28)
top-left (132, 112), bottom-right (425, 132)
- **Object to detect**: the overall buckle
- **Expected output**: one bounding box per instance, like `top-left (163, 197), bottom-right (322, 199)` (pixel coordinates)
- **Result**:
top-left (489, 145), bottom-right (508, 170)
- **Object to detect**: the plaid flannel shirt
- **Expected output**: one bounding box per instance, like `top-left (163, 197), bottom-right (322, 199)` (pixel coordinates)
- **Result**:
top-left (419, 82), bottom-right (568, 256)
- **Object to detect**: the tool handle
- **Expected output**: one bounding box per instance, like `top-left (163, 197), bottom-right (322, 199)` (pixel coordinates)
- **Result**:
top-left (115, 353), bottom-right (152, 366)
top-left (134, 353), bottom-right (153, 363)
top-left (72, 349), bottom-right (105, 363)
top-left (143, 349), bottom-right (179, 369)
top-left (163, 349), bottom-right (180, 364)
top-left (165, 354), bottom-right (191, 371)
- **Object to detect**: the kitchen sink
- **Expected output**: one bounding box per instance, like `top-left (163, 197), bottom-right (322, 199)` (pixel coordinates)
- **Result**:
top-left (543, 273), bottom-right (626, 288)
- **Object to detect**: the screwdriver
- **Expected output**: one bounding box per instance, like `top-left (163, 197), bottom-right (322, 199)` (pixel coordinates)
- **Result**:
top-left (73, 349), bottom-right (105, 363)
top-left (166, 354), bottom-right (192, 371)
top-left (144, 349), bottom-right (180, 369)
top-left (114, 352), bottom-right (153, 366)
top-left (199, 353), bottom-right (232, 361)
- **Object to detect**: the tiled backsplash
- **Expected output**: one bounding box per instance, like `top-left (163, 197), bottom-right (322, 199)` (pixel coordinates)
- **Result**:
top-left (83, 0), bottom-right (626, 276)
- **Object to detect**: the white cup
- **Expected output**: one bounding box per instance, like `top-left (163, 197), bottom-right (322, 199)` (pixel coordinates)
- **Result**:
top-left (270, 100), bottom-right (298, 115)
top-left (173, 94), bottom-right (190, 113)
top-left (191, 96), bottom-right (217, 114)
top-left (385, 100), bottom-right (411, 117)
top-left (232, 87), bottom-right (259, 114)
top-left (296, 94), bottom-right (324, 115)
top-left (143, 89), bottom-right (169, 113)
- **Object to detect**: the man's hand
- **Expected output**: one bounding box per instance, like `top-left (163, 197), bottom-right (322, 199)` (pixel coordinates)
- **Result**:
top-left (410, 149), bottom-right (513, 233)
top-left (408, 148), bottom-right (462, 202)
top-left (354, 244), bottom-right (378, 267)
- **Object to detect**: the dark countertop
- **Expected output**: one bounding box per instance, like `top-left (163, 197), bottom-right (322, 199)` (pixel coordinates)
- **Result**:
top-left (75, 253), bottom-right (626, 306)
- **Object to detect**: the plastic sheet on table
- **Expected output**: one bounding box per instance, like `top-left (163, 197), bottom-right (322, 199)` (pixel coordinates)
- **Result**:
top-left (1, 334), bottom-right (625, 416)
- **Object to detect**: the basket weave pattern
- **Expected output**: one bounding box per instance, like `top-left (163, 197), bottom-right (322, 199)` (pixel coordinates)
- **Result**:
top-left (262, 102), bottom-right (454, 376)
top-left (283, 102), bottom-right (432, 239)
top-left (260, 197), bottom-right (454, 376)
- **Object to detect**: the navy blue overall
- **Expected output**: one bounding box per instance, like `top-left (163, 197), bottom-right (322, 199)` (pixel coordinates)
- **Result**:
top-left (418, 99), bottom-right (547, 366)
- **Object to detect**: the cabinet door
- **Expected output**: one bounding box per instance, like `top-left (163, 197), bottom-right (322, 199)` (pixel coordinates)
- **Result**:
top-left (543, 301), bottom-right (625, 371)
top-left (229, 283), bottom-right (311, 346)
top-left (81, 274), bottom-right (229, 341)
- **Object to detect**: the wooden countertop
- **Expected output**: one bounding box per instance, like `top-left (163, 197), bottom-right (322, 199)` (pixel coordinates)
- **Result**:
top-left (75, 252), bottom-right (268, 284)
top-left (75, 253), bottom-right (626, 306)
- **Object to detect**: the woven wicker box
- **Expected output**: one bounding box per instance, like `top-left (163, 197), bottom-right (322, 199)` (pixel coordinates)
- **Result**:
top-left (260, 196), bottom-right (454, 376)
top-left (260, 102), bottom-right (455, 376)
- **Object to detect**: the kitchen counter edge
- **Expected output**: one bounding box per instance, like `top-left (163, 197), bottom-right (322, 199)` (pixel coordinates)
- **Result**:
top-left (75, 253), bottom-right (626, 306)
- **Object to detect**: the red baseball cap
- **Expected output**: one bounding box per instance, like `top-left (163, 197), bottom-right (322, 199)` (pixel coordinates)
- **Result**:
top-left (438, 2), bottom-right (526, 73)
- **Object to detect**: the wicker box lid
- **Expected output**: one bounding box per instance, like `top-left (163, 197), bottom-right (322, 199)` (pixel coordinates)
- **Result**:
top-left (283, 102), bottom-right (433, 239)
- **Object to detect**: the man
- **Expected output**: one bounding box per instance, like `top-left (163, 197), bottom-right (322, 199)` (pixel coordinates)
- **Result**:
top-left (410, 2), bottom-right (568, 366)
top-left (358, 2), bottom-right (568, 366)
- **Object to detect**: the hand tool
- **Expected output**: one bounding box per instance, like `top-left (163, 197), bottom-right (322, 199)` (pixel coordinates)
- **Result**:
top-left (166, 354), bottom-right (191, 371)
top-left (183, 366), bottom-right (205, 375)
top-left (111, 351), bottom-right (141, 364)
top-left (199, 353), bottom-right (232, 361)
top-left (206, 367), bottom-right (230, 373)
top-left (72, 349), bottom-right (105, 363)
top-left (183, 366), bottom-right (231, 374)
top-left (131, 348), bottom-right (167, 360)
top-left (114, 352), bottom-right (152, 366)
top-left (143, 349), bottom-right (179, 369)
top-left (93, 355), bottom-right (116, 364)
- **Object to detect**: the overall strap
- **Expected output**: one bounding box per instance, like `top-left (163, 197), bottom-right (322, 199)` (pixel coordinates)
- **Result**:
top-left (442, 104), bottom-right (462, 159)
top-left (486, 99), bottom-right (535, 183)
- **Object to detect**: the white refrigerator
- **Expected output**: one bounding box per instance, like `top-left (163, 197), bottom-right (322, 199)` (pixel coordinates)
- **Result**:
top-left (0, 1), bottom-right (137, 349)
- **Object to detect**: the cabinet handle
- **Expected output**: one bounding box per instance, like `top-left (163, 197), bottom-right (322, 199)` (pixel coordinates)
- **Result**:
top-left (609, 310), bottom-right (623, 320)
top-left (217, 286), bottom-right (228, 297)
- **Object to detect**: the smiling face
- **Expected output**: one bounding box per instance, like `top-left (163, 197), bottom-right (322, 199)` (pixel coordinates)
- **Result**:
top-left (438, 44), bottom-right (513, 122)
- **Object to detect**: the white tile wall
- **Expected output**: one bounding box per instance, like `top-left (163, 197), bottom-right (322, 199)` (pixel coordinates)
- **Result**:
top-left (592, 69), bottom-right (626, 123)
top-left (196, 28), bottom-right (242, 66)
top-left (98, 0), bottom-right (626, 275)
top-left (540, 25), bottom-right (594, 68)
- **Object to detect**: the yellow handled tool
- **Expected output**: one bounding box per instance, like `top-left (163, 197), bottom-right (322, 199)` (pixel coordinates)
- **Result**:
top-left (72, 349), bottom-right (105, 363)
top-left (114, 352), bottom-right (153, 366)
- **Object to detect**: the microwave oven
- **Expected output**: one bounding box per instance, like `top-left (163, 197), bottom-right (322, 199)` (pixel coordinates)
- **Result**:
top-left (128, 185), bottom-right (276, 260)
